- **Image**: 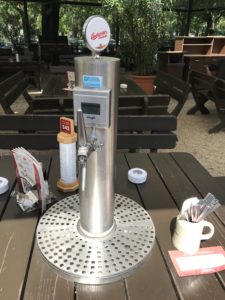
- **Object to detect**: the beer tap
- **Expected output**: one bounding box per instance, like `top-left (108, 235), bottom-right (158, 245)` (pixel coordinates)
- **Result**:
top-left (77, 109), bottom-right (103, 160)
top-left (77, 109), bottom-right (89, 163)
top-left (77, 109), bottom-right (103, 190)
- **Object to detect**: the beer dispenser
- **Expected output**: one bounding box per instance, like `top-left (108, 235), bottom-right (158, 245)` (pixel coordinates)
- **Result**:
top-left (37, 16), bottom-right (155, 284)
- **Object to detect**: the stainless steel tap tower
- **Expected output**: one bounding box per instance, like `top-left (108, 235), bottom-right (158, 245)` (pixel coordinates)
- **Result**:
top-left (37, 16), bottom-right (155, 284)
top-left (74, 56), bottom-right (119, 237)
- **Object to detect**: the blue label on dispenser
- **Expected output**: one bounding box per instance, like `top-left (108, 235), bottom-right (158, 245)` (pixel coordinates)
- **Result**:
top-left (83, 75), bottom-right (103, 88)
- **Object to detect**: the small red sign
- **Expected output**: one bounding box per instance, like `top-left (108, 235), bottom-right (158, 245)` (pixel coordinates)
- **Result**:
top-left (169, 246), bottom-right (225, 277)
top-left (60, 118), bottom-right (71, 134)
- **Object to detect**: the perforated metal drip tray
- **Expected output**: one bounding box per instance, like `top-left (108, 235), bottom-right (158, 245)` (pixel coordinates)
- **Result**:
top-left (37, 194), bottom-right (155, 284)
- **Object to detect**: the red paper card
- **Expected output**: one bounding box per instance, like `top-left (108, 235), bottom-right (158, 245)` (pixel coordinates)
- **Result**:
top-left (60, 117), bottom-right (72, 134)
top-left (169, 246), bottom-right (225, 277)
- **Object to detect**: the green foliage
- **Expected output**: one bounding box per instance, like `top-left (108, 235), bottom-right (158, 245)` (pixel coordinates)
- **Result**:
top-left (0, 1), bottom-right (22, 45)
top-left (217, 17), bottom-right (225, 34)
top-left (59, 5), bottom-right (102, 37)
top-left (104, 0), bottom-right (163, 75)
top-left (174, 0), bottom-right (225, 10)
top-left (28, 3), bottom-right (41, 38)
top-left (0, 1), bottom-right (41, 45)
top-left (0, 0), bottom-right (224, 58)
top-left (173, 0), bottom-right (225, 35)
top-left (159, 9), bottom-right (177, 39)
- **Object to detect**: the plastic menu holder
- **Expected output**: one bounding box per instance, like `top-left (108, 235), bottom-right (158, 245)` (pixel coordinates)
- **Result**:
top-left (169, 246), bottom-right (225, 277)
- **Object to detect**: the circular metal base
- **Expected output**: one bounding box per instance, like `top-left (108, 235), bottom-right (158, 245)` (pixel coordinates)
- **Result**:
top-left (36, 194), bottom-right (155, 284)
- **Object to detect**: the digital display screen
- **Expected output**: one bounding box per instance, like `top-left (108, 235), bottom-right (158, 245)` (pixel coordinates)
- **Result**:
top-left (81, 102), bottom-right (100, 115)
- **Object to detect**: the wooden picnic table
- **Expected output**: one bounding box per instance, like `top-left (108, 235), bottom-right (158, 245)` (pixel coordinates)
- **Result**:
top-left (0, 61), bottom-right (41, 89)
top-left (0, 152), bottom-right (225, 299)
top-left (42, 74), bottom-right (146, 97)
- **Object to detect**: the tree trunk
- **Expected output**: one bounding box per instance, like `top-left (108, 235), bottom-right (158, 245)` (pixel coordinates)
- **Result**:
top-left (204, 12), bottom-right (213, 35)
top-left (41, 0), bottom-right (60, 42)
top-left (178, 13), bottom-right (187, 36)
top-left (184, 0), bottom-right (193, 36)
top-left (23, 0), bottom-right (31, 48)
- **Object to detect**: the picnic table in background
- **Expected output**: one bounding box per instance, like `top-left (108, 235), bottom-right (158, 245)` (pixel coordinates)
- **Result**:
top-left (41, 73), bottom-right (147, 98)
top-left (187, 69), bottom-right (225, 133)
top-left (0, 71), bottom-right (178, 120)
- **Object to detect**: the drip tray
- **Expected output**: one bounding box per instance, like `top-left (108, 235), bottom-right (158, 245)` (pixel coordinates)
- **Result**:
top-left (37, 194), bottom-right (155, 284)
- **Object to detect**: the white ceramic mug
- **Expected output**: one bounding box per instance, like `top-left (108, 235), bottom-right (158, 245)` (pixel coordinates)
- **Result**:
top-left (172, 218), bottom-right (214, 254)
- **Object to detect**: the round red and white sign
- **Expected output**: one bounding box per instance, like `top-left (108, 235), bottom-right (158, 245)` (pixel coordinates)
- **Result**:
top-left (83, 15), bottom-right (110, 53)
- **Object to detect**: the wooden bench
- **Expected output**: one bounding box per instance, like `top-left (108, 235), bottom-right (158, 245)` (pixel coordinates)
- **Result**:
top-left (187, 70), bottom-right (217, 115)
top-left (0, 115), bottom-right (60, 149)
top-left (31, 94), bottom-right (170, 115)
top-left (0, 71), bottom-right (70, 115)
top-left (207, 58), bottom-right (225, 81)
top-left (0, 61), bottom-right (41, 89)
top-left (0, 71), bottom-right (33, 114)
top-left (118, 95), bottom-right (170, 115)
top-left (209, 78), bottom-right (225, 133)
top-left (154, 70), bottom-right (191, 116)
top-left (29, 96), bottom-right (73, 114)
top-left (117, 115), bottom-right (177, 151)
top-left (186, 70), bottom-right (225, 133)
top-left (0, 48), bottom-right (13, 56)
top-left (0, 114), bottom-right (177, 151)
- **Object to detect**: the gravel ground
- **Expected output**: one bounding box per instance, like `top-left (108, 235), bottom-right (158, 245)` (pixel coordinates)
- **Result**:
top-left (0, 91), bottom-right (224, 177)
top-left (165, 93), bottom-right (225, 177)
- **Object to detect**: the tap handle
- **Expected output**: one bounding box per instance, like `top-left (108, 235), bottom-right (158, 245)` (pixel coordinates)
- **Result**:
top-left (77, 109), bottom-right (87, 146)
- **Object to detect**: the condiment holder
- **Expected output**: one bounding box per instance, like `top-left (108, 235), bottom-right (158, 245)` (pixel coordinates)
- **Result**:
top-left (172, 193), bottom-right (220, 254)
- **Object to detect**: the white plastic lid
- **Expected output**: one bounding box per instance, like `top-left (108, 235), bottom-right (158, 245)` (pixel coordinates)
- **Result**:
top-left (128, 168), bottom-right (147, 184)
top-left (120, 83), bottom-right (128, 89)
top-left (83, 15), bottom-right (110, 53)
top-left (0, 177), bottom-right (9, 195)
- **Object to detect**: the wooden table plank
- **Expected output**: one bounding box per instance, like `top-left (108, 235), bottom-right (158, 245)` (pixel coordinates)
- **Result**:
top-left (24, 153), bottom-right (75, 299)
top-left (171, 152), bottom-right (225, 287)
top-left (126, 245), bottom-right (178, 300)
top-left (0, 156), bottom-right (16, 217)
top-left (0, 155), bottom-right (51, 299)
top-left (149, 153), bottom-right (225, 296)
top-left (76, 282), bottom-right (126, 300)
top-left (24, 244), bottom-right (75, 300)
top-left (0, 213), bottom-right (37, 300)
top-left (150, 153), bottom-right (201, 208)
top-left (171, 152), bottom-right (225, 225)
top-left (126, 153), bottom-right (225, 300)
top-left (150, 152), bottom-right (225, 238)
top-left (115, 153), bottom-right (143, 206)
top-left (0, 155), bottom-right (51, 300)
top-left (151, 153), bottom-right (225, 253)
top-left (116, 153), bottom-right (178, 300)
